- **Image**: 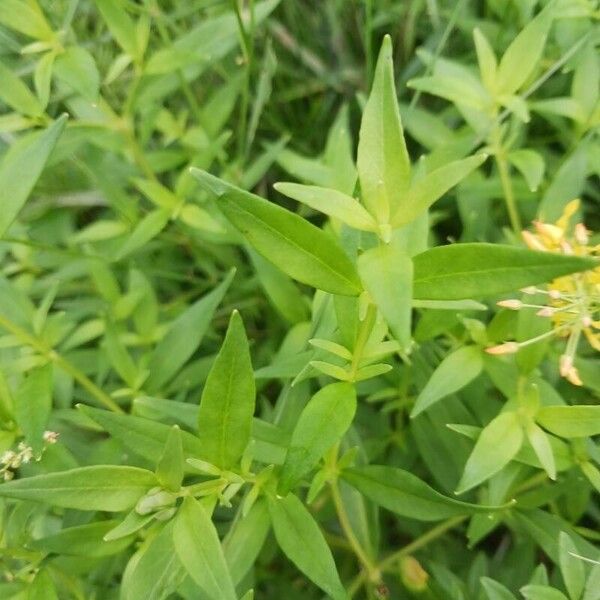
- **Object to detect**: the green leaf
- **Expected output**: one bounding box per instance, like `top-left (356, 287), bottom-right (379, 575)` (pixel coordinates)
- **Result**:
top-left (358, 241), bottom-right (413, 350)
top-left (357, 34), bottom-right (410, 224)
top-left (15, 363), bottom-right (52, 454)
top-left (274, 183), bottom-right (377, 232)
top-left (0, 0), bottom-right (54, 40)
top-left (34, 51), bottom-right (55, 109)
top-left (496, 6), bottom-right (553, 95)
top-left (508, 150), bottom-right (545, 192)
top-left (249, 249), bottom-right (309, 324)
top-left (537, 406), bottom-right (600, 438)
top-left (525, 421), bottom-right (556, 480)
top-left (279, 382), bottom-right (356, 493)
top-left (407, 74), bottom-right (488, 110)
top-left (412, 244), bottom-right (597, 300)
top-left (145, 269), bottom-right (234, 391)
top-left (481, 577), bottom-right (517, 600)
top-left (114, 208), bottom-right (171, 260)
top-left (269, 493), bottom-right (347, 600)
top-left (94, 0), bottom-right (140, 59)
top-left (28, 569), bottom-right (58, 600)
top-left (520, 585), bottom-right (569, 600)
top-left (0, 466), bottom-right (157, 511)
top-left (54, 47), bottom-right (100, 100)
top-left (559, 532), bottom-right (585, 600)
top-left (584, 564), bottom-right (600, 600)
top-left (0, 60), bottom-right (44, 117)
top-left (124, 521), bottom-right (184, 600)
top-left (192, 170), bottom-right (361, 295)
top-left (342, 465), bottom-right (504, 521)
top-left (0, 115), bottom-right (67, 237)
top-left (392, 154), bottom-right (487, 227)
top-left (473, 28), bottom-right (497, 92)
top-left (77, 405), bottom-right (204, 467)
top-left (103, 321), bottom-right (137, 387)
top-left (104, 510), bottom-right (155, 542)
top-left (223, 498), bottom-right (271, 585)
top-left (173, 497), bottom-right (237, 600)
top-left (156, 426), bottom-right (184, 492)
top-left (197, 310), bottom-right (255, 470)
top-left (411, 346), bottom-right (483, 417)
top-left (456, 411), bottom-right (523, 494)
top-left (323, 104), bottom-right (357, 194)
top-left (29, 520), bottom-right (134, 557)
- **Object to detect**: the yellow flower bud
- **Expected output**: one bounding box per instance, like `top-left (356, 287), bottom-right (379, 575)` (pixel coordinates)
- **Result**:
top-left (399, 556), bottom-right (429, 593)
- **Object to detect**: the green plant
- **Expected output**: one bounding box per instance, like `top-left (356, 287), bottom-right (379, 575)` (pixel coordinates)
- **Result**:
top-left (0, 1), bottom-right (598, 599)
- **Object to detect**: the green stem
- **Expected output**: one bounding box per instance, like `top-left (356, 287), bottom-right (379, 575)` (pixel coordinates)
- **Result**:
top-left (330, 477), bottom-right (380, 584)
top-left (491, 123), bottom-right (521, 233)
top-left (231, 0), bottom-right (252, 162)
top-left (0, 314), bottom-right (123, 414)
top-left (348, 515), bottom-right (466, 597)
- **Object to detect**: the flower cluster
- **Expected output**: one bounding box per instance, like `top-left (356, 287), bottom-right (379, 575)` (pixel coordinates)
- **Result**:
top-left (0, 431), bottom-right (59, 481)
top-left (486, 200), bottom-right (600, 385)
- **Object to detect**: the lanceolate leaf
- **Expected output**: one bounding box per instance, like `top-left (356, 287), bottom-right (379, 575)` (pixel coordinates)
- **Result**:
top-left (0, 115), bottom-right (67, 237)
top-left (173, 497), bottom-right (237, 600)
top-left (392, 154), bottom-right (487, 227)
top-left (559, 532), bottom-right (585, 600)
top-left (28, 569), bottom-right (58, 600)
top-left (357, 34), bottom-right (410, 223)
top-left (495, 5), bottom-right (553, 95)
top-left (537, 406), bottom-right (600, 438)
top-left (124, 521), bottom-right (184, 600)
top-left (0, 59), bottom-right (43, 116)
top-left (145, 269), bottom-right (234, 391)
top-left (78, 405), bottom-right (204, 468)
top-left (0, 466), bottom-right (157, 511)
top-left (224, 499), bottom-right (271, 585)
top-left (156, 426), bottom-right (184, 492)
top-left (269, 493), bottom-right (347, 600)
top-left (29, 520), bottom-right (135, 557)
top-left (412, 244), bottom-right (597, 300)
top-left (192, 170), bottom-right (361, 295)
top-left (197, 310), bottom-right (256, 470)
top-left (342, 465), bottom-right (505, 521)
top-left (456, 411), bottom-right (523, 494)
top-left (15, 363), bottom-right (53, 454)
top-left (279, 382), bottom-right (356, 493)
top-left (94, 0), bottom-right (140, 59)
top-left (274, 182), bottom-right (377, 232)
top-left (411, 346), bottom-right (483, 417)
top-left (358, 241), bottom-right (413, 351)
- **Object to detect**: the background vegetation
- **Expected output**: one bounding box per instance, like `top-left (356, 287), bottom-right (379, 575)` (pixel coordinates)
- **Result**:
top-left (0, 0), bottom-right (598, 599)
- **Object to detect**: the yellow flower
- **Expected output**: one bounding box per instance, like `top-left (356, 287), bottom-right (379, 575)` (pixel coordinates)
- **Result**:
top-left (488, 200), bottom-right (599, 385)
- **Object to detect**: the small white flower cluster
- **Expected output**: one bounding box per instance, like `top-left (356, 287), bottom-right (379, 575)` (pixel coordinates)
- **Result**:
top-left (0, 431), bottom-right (59, 481)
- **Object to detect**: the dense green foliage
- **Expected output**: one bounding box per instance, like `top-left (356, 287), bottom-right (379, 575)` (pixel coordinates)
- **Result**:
top-left (0, 1), bottom-right (599, 598)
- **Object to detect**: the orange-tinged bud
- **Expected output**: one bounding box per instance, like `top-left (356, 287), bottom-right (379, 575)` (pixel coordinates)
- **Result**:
top-left (521, 286), bottom-right (537, 295)
top-left (565, 366), bottom-right (583, 386)
top-left (522, 230), bottom-right (547, 251)
top-left (574, 223), bottom-right (589, 245)
top-left (536, 307), bottom-right (555, 317)
top-left (559, 354), bottom-right (573, 377)
top-left (485, 342), bottom-right (519, 355)
top-left (497, 299), bottom-right (522, 310)
top-left (399, 556), bottom-right (429, 593)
